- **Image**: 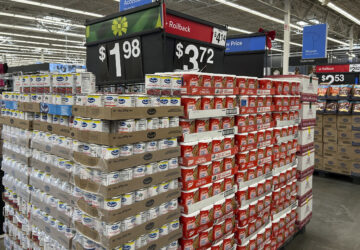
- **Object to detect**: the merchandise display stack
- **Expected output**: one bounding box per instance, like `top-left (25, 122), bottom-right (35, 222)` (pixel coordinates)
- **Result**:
top-left (2, 72), bottom-right (96, 249)
top-left (146, 72), bottom-right (240, 249)
top-left (270, 75), bottom-right (318, 231)
top-left (72, 92), bottom-right (183, 250)
top-left (315, 84), bottom-right (360, 177)
top-left (235, 78), bottom-right (300, 249)
top-left (1, 72), bottom-right (184, 250)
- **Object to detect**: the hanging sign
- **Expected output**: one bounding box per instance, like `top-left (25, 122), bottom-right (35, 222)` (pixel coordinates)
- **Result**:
top-left (119, 0), bottom-right (155, 11)
top-left (225, 36), bottom-right (266, 53)
top-left (302, 24), bottom-right (328, 59)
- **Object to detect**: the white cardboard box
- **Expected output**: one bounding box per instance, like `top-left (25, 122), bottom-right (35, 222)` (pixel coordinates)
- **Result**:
top-left (297, 150), bottom-right (315, 172)
top-left (300, 102), bottom-right (316, 120)
top-left (297, 175), bottom-right (313, 197)
top-left (296, 196), bottom-right (313, 222)
top-left (298, 127), bottom-right (314, 146)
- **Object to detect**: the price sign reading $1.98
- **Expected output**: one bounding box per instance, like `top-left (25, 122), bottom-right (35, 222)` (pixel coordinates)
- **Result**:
top-left (174, 41), bottom-right (215, 71)
top-left (90, 37), bottom-right (143, 83)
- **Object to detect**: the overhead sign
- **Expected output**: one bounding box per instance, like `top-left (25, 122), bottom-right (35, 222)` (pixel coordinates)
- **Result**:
top-left (302, 24), bottom-right (328, 59)
top-left (316, 64), bottom-right (350, 73)
top-left (86, 5), bottom-right (162, 44)
top-left (119, 0), bottom-right (154, 11)
top-left (225, 36), bottom-right (266, 53)
top-left (164, 14), bottom-right (227, 46)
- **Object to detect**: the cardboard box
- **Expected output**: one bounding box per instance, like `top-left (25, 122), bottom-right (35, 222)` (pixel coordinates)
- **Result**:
top-left (33, 120), bottom-right (74, 137)
top-left (31, 215), bottom-right (72, 249)
top-left (74, 147), bottom-right (180, 172)
top-left (337, 144), bottom-right (353, 161)
top-left (31, 140), bottom-right (72, 161)
top-left (316, 114), bottom-right (323, 127)
top-left (29, 176), bottom-right (76, 206)
top-left (351, 161), bottom-right (360, 176)
top-left (31, 194), bottom-right (72, 226)
top-left (338, 130), bottom-right (352, 141)
top-left (18, 102), bottom-right (40, 112)
top-left (323, 128), bottom-right (337, 143)
top-left (3, 148), bottom-right (30, 166)
top-left (323, 115), bottom-right (337, 129)
top-left (300, 102), bottom-right (316, 120)
top-left (298, 127), bottom-right (314, 146)
top-left (314, 156), bottom-right (323, 170)
top-left (337, 160), bottom-right (352, 175)
top-left (75, 228), bottom-right (182, 250)
top-left (314, 141), bottom-right (323, 156)
top-left (352, 131), bottom-right (360, 144)
top-left (352, 115), bottom-right (360, 130)
top-left (77, 189), bottom-right (180, 223)
top-left (0, 116), bottom-right (32, 130)
top-left (72, 105), bottom-right (184, 120)
top-left (297, 150), bottom-right (315, 172)
top-left (296, 196), bottom-right (313, 223)
top-left (74, 167), bottom-right (180, 199)
top-left (30, 158), bottom-right (72, 183)
top-left (297, 175), bottom-right (313, 197)
top-left (337, 144), bottom-right (360, 161)
top-left (323, 156), bottom-right (338, 171)
top-left (323, 142), bottom-right (337, 156)
top-left (314, 127), bottom-right (322, 142)
top-left (72, 127), bottom-right (182, 147)
top-left (337, 115), bottom-right (352, 125)
top-left (75, 209), bottom-right (181, 249)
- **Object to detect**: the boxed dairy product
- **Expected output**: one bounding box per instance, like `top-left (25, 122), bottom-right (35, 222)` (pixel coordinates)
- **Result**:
top-left (297, 175), bottom-right (313, 198)
top-left (298, 127), bottom-right (314, 146)
top-left (314, 127), bottom-right (322, 142)
top-left (314, 156), bottom-right (323, 170)
top-left (297, 150), bottom-right (315, 172)
top-left (296, 197), bottom-right (313, 223)
top-left (316, 114), bottom-right (323, 127)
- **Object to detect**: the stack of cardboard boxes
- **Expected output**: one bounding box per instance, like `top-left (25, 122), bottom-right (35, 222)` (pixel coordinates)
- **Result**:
top-left (315, 114), bottom-right (360, 176)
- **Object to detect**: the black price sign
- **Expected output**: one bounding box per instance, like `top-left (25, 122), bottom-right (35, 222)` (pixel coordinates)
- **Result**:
top-left (173, 40), bottom-right (222, 72)
top-left (87, 37), bottom-right (144, 84)
top-left (318, 73), bottom-right (359, 84)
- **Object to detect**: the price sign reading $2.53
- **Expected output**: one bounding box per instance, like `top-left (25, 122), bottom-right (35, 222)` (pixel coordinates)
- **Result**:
top-left (174, 41), bottom-right (215, 71)
top-left (87, 37), bottom-right (144, 84)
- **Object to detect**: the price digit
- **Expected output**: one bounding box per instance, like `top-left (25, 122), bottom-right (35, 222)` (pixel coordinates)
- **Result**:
top-left (109, 43), bottom-right (121, 77)
top-left (184, 44), bottom-right (199, 70)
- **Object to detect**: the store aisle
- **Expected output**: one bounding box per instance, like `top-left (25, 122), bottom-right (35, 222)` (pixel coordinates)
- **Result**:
top-left (287, 175), bottom-right (360, 250)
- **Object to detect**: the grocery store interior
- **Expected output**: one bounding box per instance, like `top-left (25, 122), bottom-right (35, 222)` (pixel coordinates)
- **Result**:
top-left (1, 0), bottom-right (360, 249)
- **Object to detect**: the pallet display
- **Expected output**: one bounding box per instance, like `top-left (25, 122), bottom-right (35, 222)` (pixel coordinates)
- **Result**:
top-left (314, 83), bottom-right (360, 181)
top-left (1, 72), bottom-right (183, 250)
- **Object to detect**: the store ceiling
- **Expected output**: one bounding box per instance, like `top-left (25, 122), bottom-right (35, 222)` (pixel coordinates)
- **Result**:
top-left (1, 0), bottom-right (360, 66)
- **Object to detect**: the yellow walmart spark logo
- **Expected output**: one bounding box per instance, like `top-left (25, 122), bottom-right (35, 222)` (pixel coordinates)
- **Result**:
top-left (112, 17), bottom-right (128, 37)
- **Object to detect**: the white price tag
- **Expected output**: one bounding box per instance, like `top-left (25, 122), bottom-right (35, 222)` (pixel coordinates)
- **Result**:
top-left (212, 27), bottom-right (227, 46)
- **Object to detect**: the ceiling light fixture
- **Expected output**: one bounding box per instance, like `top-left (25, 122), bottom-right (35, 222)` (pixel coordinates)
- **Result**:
top-left (0, 32), bottom-right (84, 44)
top-left (9, 0), bottom-right (103, 18)
top-left (51, 44), bottom-right (86, 49)
top-left (319, 0), bottom-right (360, 26)
top-left (1, 38), bottom-right (50, 46)
top-left (215, 0), bottom-right (348, 46)
top-left (0, 12), bottom-right (85, 28)
top-left (0, 23), bottom-right (85, 38)
top-left (1, 44), bottom-right (86, 54)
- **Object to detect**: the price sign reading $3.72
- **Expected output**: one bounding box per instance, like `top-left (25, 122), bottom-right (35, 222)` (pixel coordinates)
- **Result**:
top-left (174, 41), bottom-right (215, 71)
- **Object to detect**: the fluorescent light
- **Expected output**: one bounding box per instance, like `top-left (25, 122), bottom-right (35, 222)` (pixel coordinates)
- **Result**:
top-left (1, 38), bottom-right (50, 46)
top-left (296, 21), bottom-right (309, 26)
top-left (52, 44), bottom-right (86, 49)
top-left (228, 26), bottom-right (252, 34)
top-left (0, 32), bottom-right (84, 44)
top-left (271, 48), bottom-right (284, 52)
top-left (320, 1), bottom-right (360, 26)
top-left (216, 0), bottom-right (348, 46)
top-left (0, 12), bottom-right (85, 28)
top-left (0, 47), bottom-right (86, 57)
top-left (9, 0), bottom-right (103, 18)
top-left (328, 37), bottom-right (348, 46)
top-left (0, 23), bottom-right (85, 38)
top-left (1, 44), bottom-right (86, 54)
